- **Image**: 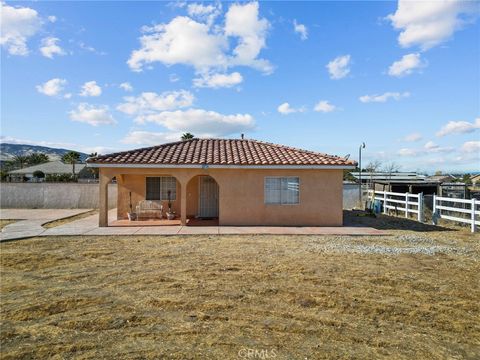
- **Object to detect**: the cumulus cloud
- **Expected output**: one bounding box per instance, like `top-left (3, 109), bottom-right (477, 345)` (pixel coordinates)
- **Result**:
top-left (277, 102), bottom-right (304, 115)
top-left (461, 141), bottom-right (480, 153)
top-left (326, 55), bottom-right (351, 79)
top-left (117, 90), bottom-right (194, 119)
top-left (0, 3), bottom-right (42, 56)
top-left (193, 72), bottom-right (243, 88)
top-left (387, 0), bottom-right (479, 50)
top-left (313, 100), bottom-right (336, 113)
top-left (119, 82), bottom-right (133, 92)
top-left (436, 118), bottom-right (480, 137)
top-left (128, 2), bottom-right (272, 78)
top-left (402, 133), bottom-right (422, 142)
top-left (388, 53), bottom-right (426, 77)
top-left (134, 109), bottom-right (255, 137)
top-left (69, 103), bottom-right (116, 126)
top-left (187, 2), bottom-right (221, 26)
top-left (398, 148), bottom-right (418, 157)
top-left (47, 15), bottom-right (57, 23)
top-left (36, 78), bottom-right (67, 97)
top-left (121, 131), bottom-right (181, 146)
top-left (359, 91), bottom-right (410, 103)
top-left (293, 19), bottom-right (308, 40)
top-left (80, 81), bottom-right (102, 97)
top-left (39, 37), bottom-right (65, 59)
top-left (423, 141), bottom-right (452, 153)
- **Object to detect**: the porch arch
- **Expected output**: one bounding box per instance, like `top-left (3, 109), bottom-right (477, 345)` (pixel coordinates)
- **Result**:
top-left (185, 175), bottom-right (220, 221)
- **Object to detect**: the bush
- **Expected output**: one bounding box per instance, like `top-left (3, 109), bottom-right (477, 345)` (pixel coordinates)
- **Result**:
top-left (45, 173), bottom-right (75, 182)
top-left (33, 170), bottom-right (45, 179)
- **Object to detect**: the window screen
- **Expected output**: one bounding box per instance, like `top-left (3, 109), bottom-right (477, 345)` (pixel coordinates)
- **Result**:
top-left (146, 177), bottom-right (177, 200)
top-left (264, 177), bottom-right (299, 204)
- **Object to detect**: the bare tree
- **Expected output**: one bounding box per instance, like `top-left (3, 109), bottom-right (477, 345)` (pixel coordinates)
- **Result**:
top-left (364, 160), bottom-right (382, 188)
top-left (382, 162), bottom-right (401, 180)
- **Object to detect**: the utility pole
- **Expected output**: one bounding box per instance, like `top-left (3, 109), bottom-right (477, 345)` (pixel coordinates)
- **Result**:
top-left (358, 142), bottom-right (366, 205)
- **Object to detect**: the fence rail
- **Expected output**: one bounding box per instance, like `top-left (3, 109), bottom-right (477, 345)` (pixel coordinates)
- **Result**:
top-left (433, 195), bottom-right (479, 232)
top-left (368, 190), bottom-right (424, 222)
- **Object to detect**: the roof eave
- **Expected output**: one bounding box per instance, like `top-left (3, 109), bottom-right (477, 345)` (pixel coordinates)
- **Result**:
top-left (86, 163), bottom-right (356, 170)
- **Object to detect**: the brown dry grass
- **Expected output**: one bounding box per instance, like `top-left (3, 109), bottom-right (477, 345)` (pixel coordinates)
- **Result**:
top-left (1, 229), bottom-right (479, 359)
top-left (0, 220), bottom-right (17, 230)
top-left (42, 210), bottom-right (98, 229)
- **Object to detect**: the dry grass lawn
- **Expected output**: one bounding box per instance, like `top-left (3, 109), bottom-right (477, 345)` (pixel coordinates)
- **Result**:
top-left (1, 222), bottom-right (479, 359)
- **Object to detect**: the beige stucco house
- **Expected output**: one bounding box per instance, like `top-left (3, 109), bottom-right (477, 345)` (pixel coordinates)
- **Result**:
top-left (87, 138), bottom-right (356, 227)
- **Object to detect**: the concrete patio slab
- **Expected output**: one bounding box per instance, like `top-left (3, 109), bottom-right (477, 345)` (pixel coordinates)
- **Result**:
top-left (1, 208), bottom-right (389, 241)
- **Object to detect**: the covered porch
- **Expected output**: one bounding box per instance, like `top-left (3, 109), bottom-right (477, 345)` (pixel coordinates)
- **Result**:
top-left (99, 168), bottom-right (220, 227)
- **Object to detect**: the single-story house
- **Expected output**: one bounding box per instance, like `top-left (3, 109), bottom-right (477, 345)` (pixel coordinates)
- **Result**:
top-left (8, 160), bottom-right (87, 181)
top-left (87, 138), bottom-right (356, 227)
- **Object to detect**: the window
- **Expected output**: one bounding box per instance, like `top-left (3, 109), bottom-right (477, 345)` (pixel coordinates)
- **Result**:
top-left (264, 177), bottom-right (299, 205)
top-left (146, 177), bottom-right (177, 200)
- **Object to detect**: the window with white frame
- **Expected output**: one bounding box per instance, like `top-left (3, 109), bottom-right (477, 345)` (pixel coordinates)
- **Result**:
top-left (146, 177), bottom-right (177, 200)
top-left (264, 177), bottom-right (299, 205)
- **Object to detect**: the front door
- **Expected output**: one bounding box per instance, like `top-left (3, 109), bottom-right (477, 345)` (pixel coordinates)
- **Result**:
top-left (199, 176), bottom-right (219, 218)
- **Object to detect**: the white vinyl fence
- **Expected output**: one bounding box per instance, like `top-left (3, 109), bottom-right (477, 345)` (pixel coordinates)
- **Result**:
top-left (368, 190), bottom-right (424, 222)
top-left (433, 195), bottom-right (479, 233)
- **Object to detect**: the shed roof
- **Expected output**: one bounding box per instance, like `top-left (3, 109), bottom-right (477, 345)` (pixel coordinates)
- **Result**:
top-left (87, 138), bottom-right (356, 167)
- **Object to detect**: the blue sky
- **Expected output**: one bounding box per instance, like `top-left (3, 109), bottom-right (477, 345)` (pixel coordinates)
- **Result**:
top-left (1, 1), bottom-right (479, 173)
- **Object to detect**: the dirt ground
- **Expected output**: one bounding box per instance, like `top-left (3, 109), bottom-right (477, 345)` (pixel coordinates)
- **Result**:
top-left (1, 214), bottom-right (479, 359)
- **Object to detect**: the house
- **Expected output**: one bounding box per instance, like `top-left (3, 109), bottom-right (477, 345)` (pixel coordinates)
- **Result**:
top-left (8, 160), bottom-right (87, 181)
top-left (87, 138), bottom-right (356, 227)
top-left (471, 174), bottom-right (480, 186)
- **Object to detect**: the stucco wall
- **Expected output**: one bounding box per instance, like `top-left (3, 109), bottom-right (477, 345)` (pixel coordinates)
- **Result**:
top-left (102, 167), bottom-right (344, 226)
top-left (0, 183), bottom-right (117, 209)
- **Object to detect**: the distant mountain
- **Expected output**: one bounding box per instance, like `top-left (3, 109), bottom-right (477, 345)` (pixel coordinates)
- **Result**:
top-left (0, 143), bottom-right (89, 162)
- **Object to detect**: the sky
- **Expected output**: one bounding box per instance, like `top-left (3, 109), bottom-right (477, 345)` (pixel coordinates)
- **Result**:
top-left (1, 0), bottom-right (479, 173)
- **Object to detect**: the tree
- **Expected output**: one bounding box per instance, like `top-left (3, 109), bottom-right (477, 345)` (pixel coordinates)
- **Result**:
top-left (181, 133), bottom-right (195, 141)
top-left (364, 160), bottom-right (382, 173)
top-left (382, 162), bottom-right (401, 180)
top-left (12, 155), bottom-right (29, 169)
top-left (88, 152), bottom-right (99, 179)
top-left (62, 151), bottom-right (81, 179)
top-left (28, 153), bottom-right (49, 165)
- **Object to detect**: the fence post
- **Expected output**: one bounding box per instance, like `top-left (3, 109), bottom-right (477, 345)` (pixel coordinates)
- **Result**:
top-left (432, 194), bottom-right (437, 225)
top-left (418, 192), bottom-right (423, 222)
top-left (383, 192), bottom-right (387, 214)
top-left (405, 193), bottom-right (409, 218)
top-left (472, 198), bottom-right (477, 233)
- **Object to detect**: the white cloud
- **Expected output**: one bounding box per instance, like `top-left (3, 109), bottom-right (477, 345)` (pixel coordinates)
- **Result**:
top-left (169, 74), bottom-right (180, 83)
top-left (39, 37), bottom-right (65, 59)
top-left (80, 81), bottom-right (102, 97)
top-left (277, 102), bottom-right (304, 115)
top-left (436, 118), bottom-right (480, 137)
top-left (423, 141), bottom-right (452, 153)
top-left (424, 141), bottom-right (438, 150)
top-left (135, 108), bottom-right (255, 137)
top-left (69, 103), bottom-right (116, 126)
top-left (359, 91), bottom-right (410, 103)
top-left (36, 78), bottom-right (67, 97)
top-left (314, 100), bottom-right (336, 113)
top-left (403, 133), bottom-right (422, 142)
top-left (461, 141), bottom-right (480, 153)
top-left (0, 3), bottom-right (42, 56)
top-left (326, 55), bottom-right (351, 79)
top-left (387, 0), bottom-right (479, 50)
top-left (388, 53), bottom-right (426, 77)
top-left (193, 72), bottom-right (243, 88)
top-left (121, 131), bottom-right (181, 146)
top-left (128, 2), bottom-right (272, 75)
top-left (293, 19), bottom-right (308, 40)
top-left (119, 82), bottom-right (133, 92)
top-left (117, 90), bottom-right (194, 118)
top-left (48, 15), bottom-right (57, 23)
top-left (187, 2), bottom-right (221, 26)
top-left (398, 148), bottom-right (418, 157)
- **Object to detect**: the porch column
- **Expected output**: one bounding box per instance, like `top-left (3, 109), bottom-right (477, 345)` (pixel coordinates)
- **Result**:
top-left (99, 170), bottom-right (111, 227)
top-left (179, 178), bottom-right (188, 225)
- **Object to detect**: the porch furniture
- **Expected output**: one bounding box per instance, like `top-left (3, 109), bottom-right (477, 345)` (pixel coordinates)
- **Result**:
top-left (135, 200), bottom-right (163, 220)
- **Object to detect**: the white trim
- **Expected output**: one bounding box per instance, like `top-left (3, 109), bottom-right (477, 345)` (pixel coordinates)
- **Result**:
top-left (87, 163), bottom-right (355, 170)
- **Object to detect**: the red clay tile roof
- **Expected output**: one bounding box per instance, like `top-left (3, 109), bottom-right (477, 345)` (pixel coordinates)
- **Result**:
top-left (87, 138), bottom-right (356, 167)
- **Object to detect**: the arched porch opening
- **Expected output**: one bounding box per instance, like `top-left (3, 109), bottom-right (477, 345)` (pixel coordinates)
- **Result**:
top-left (185, 175), bottom-right (219, 225)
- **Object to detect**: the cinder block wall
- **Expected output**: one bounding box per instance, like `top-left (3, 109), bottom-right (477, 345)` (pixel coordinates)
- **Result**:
top-left (0, 183), bottom-right (117, 209)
